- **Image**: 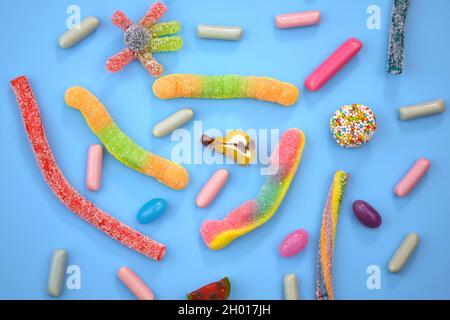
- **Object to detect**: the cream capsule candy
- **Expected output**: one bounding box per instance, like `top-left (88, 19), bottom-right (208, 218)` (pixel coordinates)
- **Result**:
top-left (394, 158), bottom-right (430, 197)
top-left (388, 233), bottom-right (419, 273)
top-left (283, 274), bottom-right (300, 300)
top-left (152, 108), bottom-right (194, 138)
top-left (197, 24), bottom-right (243, 41)
top-left (196, 169), bottom-right (229, 208)
top-left (47, 249), bottom-right (68, 297)
top-left (399, 99), bottom-right (445, 120)
top-left (59, 16), bottom-right (99, 48)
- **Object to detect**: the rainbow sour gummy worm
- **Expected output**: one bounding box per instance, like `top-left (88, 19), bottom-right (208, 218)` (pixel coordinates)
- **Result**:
top-left (316, 170), bottom-right (349, 300)
top-left (65, 87), bottom-right (189, 190)
top-left (388, 0), bottom-right (409, 75)
top-left (201, 129), bottom-right (305, 250)
top-left (106, 2), bottom-right (182, 77)
top-left (11, 76), bottom-right (166, 261)
top-left (153, 74), bottom-right (300, 106)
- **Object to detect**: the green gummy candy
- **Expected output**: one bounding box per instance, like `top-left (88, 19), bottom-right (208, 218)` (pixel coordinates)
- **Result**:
top-left (98, 124), bottom-right (149, 170)
top-left (151, 21), bottom-right (181, 37)
top-left (150, 36), bottom-right (183, 53)
top-left (200, 75), bottom-right (247, 99)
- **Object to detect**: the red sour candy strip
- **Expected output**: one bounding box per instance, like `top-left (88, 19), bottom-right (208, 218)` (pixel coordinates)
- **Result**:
top-left (10, 76), bottom-right (166, 261)
top-left (140, 2), bottom-right (167, 28)
top-left (111, 10), bottom-right (134, 31)
top-left (106, 48), bottom-right (137, 73)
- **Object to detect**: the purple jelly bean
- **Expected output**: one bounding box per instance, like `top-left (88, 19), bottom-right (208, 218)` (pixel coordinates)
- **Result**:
top-left (352, 200), bottom-right (382, 228)
top-left (279, 229), bottom-right (308, 257)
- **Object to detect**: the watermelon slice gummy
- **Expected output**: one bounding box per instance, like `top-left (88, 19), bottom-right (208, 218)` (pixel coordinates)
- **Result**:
top-left (187, 277), bottom-right (230, 300)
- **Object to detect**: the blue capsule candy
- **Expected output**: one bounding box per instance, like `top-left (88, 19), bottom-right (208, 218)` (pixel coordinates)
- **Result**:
top-left (136, 198), bottom-right (168, 224)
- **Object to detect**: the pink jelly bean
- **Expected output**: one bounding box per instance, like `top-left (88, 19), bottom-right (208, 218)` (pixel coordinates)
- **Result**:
top-left (304, 37), bottom-right (363, 92)
top-left (117, 267), bottom-right (154, 300)
top-left (275, 11), bottom-right (321, 29)
top-left (394, 158), bottom-right (430, 197)
top-left (86, 144), bottom-right (103, 191)
top-left (279, 229), bottom-right (309, 257)
top-left (196, 169), bottom-right (229, 208)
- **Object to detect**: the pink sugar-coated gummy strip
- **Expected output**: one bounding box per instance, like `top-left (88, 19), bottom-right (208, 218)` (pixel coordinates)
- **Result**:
top-left (86, 144), bottom-right (103, 191)
top-left (117, 267), bottom-right (155, 300)
top-left (196, 169), bottom-right (229, 208)
top-left (304, 37), bottom-right (363, 92)
top-left (275, 11), bottom-right (320, 29)
top-left (394, 158), bottom-right (431, 197)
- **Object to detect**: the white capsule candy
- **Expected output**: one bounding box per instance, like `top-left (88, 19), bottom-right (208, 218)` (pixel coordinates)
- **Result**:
top-left (399, 99), bottom-right (445, 120)
top-left (152, 108), bottom-right (194, 138)
top-left (283, 274), bottom-right (299, 300)
top-left (197, 24), bottom-right (243, 41)
top-left (388, 233), bottom-right (419, 273)
top-left (47, 249), bottom-right (68, 297)
top-left (59, 16), bottom-right (99, 49)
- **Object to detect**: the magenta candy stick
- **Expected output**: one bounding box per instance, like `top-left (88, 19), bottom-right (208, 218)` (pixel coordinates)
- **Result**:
top-left (305, 38), bottom-right (363, 92)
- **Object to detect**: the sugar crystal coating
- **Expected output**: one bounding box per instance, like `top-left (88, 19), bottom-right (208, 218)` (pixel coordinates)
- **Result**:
top-left (201, 129), bottom-right (305, 250)
top-left (10, 76), bottom-right (166, 261)
top-left (316, 171), bottom-right (349, 300)
top-left (124, 24), bottom-right (151, 51)
top-left (388, 0), bottom-right (409, 75)
top-left (65, 86), bottom-right (189, 190)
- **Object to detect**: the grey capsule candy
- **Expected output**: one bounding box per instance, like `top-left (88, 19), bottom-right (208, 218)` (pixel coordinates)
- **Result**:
top-left (47, 249), bottom-right (68, 297)
top-left (283, 274), bottom-right (299, 300)
top-left (59, 16), bottom-right (99, 49)
top-left (388, 233), bottom-right (419, 273)
top-left (153, 108), bottom-right (194, 138)
top-left (399, 99), bottom-right (445, 120)
top-left (197, 24), bottom-right (243, 41)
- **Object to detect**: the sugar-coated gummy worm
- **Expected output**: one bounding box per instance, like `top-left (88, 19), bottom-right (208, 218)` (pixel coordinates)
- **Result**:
top-left (388, 0), bottom-right (409, 75)
top-left (153, 74), bottom-right (300, 106)
top-left (117, 267), bottom-right (155, 300)
top-left (316, 170), bottom-right (349, 300)
top-left (11, 76), bottom-right (166, 261)
top-left (64, 87), bottom-right (189, 190)
top-left (200, 129), bottom-right (305, 250)
top-left (47, 249), bottom-right (68, 297)
top-left (305, 38), bottom-right (363, 92)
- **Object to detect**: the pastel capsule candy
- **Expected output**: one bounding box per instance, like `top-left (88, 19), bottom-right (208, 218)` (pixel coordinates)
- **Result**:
top-left (283, 274), bottom-right (300, 300)
top-left (399, 99), bottom-right (445, 120)
top-left (117, 267), bottom-right (155, 300)
top-left (47, 249), bottom-right (68, 297)
top-left (58, 16), bottom-right (99, 48)
top-left (153, 108), bottom-right (194, 138)
top-left (197, 24), bottom-right (243, 41)
top-left (388, 233), bottom-right (419, 273)
top-left (137, 198), bottom-right (168, 224)
top-left (275, 11), bottom-right (321, 29)
top-left (352, 200), bottom-right (382, 228)
top-left (394, 158), bottom-right (430, 197)
top-left (196, 169), bottom-right (229, 208)
top-left (279, 229), bottom-right (308, 257)
top-left (86, 144), bottom-right (103, 191)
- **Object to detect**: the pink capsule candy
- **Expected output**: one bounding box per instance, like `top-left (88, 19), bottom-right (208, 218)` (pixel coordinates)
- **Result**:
top-left (305, 37), bottom-right (363, 91)
top-left (275, 11), bottom-right (321, 29)
top-left (279, 229), bottom-right (308, 257)
top-left (395, 158), bottom-right (430, 197)
top-left (86, 144), bottom-right (103, 191)
top-left (196, 169), bottom-right (229, 208)
top-left (117, 267), bottom-right (154, 300)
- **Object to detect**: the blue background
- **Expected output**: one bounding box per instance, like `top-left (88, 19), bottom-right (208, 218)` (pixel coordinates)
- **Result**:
top-left (1, 0), bottom-right (449, 300)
